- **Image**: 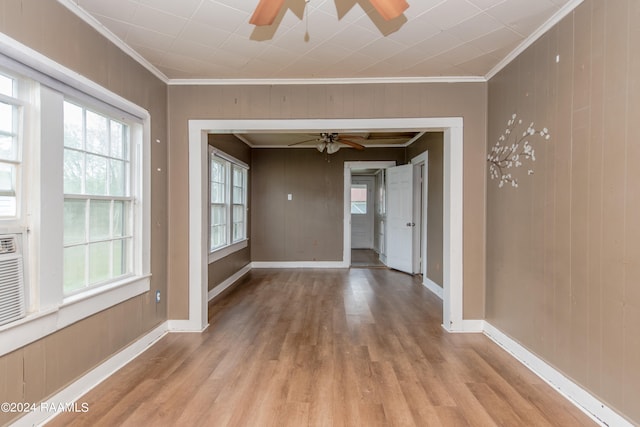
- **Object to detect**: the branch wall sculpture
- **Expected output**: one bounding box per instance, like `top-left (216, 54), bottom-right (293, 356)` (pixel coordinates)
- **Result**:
top-left (487, 113), bottom-right (550, 188)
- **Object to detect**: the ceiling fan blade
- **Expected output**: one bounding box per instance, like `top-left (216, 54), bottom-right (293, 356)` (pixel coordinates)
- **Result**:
top-left (368, 0), bottom-right (409, 21)
top-left (337, 134), bottom-right (365, 140)
top-left (249, 0), bottom-right (286, 26)
top-left (338, 138), bottom-right (365, 150)
top-left (288, 138), bottom-right (318, 146)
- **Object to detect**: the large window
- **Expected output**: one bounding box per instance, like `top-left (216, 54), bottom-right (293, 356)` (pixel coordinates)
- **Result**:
top-left (209, 148), bottom-right (248, 256)
top-left (63, 101), bottom-right (134, 295)
top-left (0, 49), bottom-right (150, 357)
top-left (0, 73), bottom-right (22, 218)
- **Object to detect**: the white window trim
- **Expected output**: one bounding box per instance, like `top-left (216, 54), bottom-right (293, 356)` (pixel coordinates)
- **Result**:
top-left (0, 34), bottom-right (151, 357)
top-left (208, 147), bottom-right (248, 264)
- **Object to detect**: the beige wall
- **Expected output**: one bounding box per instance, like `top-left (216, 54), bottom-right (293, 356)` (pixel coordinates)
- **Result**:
top-left (0, 2), bottom-right (168, 425)
top-left (486, 0), bottom-right (640, 423)
top-left (207, 135), bottom-right (252, 292)
top-left (251, 147), bottom-right (405, 261)
top-left (168, 82), bottom-right (487, 321)
top-left (408, 133), bottom-right (444, 287)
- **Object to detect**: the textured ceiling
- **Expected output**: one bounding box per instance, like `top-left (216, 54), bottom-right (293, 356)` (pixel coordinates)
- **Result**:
top-left (66, 0), bottom-right (577, 81)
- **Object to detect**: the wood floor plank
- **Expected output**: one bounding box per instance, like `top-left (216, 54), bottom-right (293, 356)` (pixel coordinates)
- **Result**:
top-left (47, 269), bottom-right (597, 427)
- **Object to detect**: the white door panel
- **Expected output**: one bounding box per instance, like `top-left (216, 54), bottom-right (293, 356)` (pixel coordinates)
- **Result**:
top-left (386, 164), bottom-right (414, 273)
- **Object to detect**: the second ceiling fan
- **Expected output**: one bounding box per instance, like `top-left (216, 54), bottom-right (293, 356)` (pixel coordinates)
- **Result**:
top-left (250, 0), bottom-right (409, 26)
top-left (289, 133), bottom-right (366, 154)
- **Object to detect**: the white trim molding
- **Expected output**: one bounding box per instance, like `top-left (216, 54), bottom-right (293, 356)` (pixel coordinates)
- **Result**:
top-left (344, 160), bottom-right (397, 268)
top-left (188, 118), bottom-right (465, 334)
top-left (56, 0), bottom-right (168, 83)
top-left (251, 261), bottom-right (348, 269)
top-left (483, 322), bottom-right (632, 427)
top-left (208, 264), bottom-right (251, 302)
top-left (423, 277), bottom-right (444, 300)
top-left (18, 322), bottom-right (168, 427)
top-left (169, 76), bottom-right (486, 86)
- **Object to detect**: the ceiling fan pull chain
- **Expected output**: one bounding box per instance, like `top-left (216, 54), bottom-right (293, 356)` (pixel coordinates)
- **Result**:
top-left (304, 0), bottom-right (310, 42)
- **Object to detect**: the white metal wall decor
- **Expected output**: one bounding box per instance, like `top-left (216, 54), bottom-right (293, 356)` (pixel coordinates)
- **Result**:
top-left (488, 113), bottom-right (550, 188)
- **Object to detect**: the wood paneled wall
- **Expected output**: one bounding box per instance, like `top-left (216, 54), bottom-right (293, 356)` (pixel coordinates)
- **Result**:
top-left (168, 82), bottom-right (488, 321)
top-left (251, 147), bottom-right (405, 262)
top-left (486, 0), bottom-right (640, 423)
top-left (0, 2), bottom-right (168, 425)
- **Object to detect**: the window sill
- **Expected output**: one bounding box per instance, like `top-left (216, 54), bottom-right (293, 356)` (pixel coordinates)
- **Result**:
top-left (209, 239), bottom-right (248, 264)
top-left (0, 274), bottom-right (150, 357)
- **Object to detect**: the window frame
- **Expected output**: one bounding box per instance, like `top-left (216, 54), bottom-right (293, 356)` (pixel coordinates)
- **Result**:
top-left (0, 39), bottom-right (151, 358)
top-left (62, 99), bottom-right (136, 297)
top-left (0, 71), bottom-right (26, 221)
top-left (208, 146), bottom-right (248, 263)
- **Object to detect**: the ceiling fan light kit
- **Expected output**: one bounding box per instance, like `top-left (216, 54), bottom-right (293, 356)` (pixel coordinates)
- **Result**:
top-left (250, 0), bottom-right (409, 26)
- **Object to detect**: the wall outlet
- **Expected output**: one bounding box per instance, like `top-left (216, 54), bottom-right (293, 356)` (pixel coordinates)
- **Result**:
top-left (155, 290), bottom-right (161, 303)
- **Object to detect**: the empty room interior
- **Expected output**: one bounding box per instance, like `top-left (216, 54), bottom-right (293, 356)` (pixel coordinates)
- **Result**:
top-left (0, 0), bottom-right (638, 425)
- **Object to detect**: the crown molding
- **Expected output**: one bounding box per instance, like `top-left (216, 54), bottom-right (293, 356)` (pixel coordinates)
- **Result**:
top-left (485, 0), bottom-right (584, 81)
top-left (56, 0), bottom-right (169, 84)
top-left (168, 76), bottom-right (487, 86)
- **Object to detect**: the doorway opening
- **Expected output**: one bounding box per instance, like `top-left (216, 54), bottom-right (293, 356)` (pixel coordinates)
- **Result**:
top-left (189, 118), bottom-right (464, 332)
top-left (350, 170), bottom-right (385, 268)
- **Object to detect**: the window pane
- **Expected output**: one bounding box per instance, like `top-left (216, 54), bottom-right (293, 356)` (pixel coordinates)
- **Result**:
top-left (88, 241), bottom-right (110, 284)
top-left (89, 200), bottom-right (111, 241)
top-left (211, 158), bottom-right (225, 182)
top-left (211, 224), bottom-right (226, 249)
top-left (0, 134), bottom-right (16, 162)
top-left (0, 196), bottom-right (16, 217)
top-left (64, 199), bottom-right (86, 244)
top-left (113, 200), bottom-right (129, 237)
top-left (86, 154), bottom-right (108, 195)
top-left (351, 184), bottom-right (367, 214)
top-left (64, 246), bottom-right (86, 294)
top-left (86, 110), bottom-right (109, 155)
top-left (63, 149), bottom-right (83, 194)
top-left (232, 204), bottom-right (244, 242)
top-left (112, 238), bottom-right (130, 277)
top-left (233, 166), bottom-right (244, 187)
top-left (110, 121), bottom-right (125, 159)
top-left (232, 186), bottom-right (243, 204)
top-left (63, 102), bottom-right (83, 149)
top-left (0, 74), bottom-right (13, 97)
top-left (211, 205), bottom-right (226, 226)
top-left (211, 182), bottom-right (225, 204)
top-left (0, 163), bottom-right (14, 193)
top-left (109, 159), bottom-right (126, 196)
top-left (351, 201), bottom-right (366, 214)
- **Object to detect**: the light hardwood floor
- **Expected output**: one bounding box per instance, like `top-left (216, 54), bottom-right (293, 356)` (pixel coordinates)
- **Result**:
top-left (351, 249), bottom-right (385, 268)
top-left (48, 268), bottom-right (595, 426)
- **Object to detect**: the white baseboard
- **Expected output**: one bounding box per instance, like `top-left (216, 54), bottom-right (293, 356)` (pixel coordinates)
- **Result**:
top-left (423, 277), bottom-right (443, 300)
top-left (483, 322), bottom-right (631, 427)
top-left (167, 319), bottom-right (209, 333)
top-left (208, 264), bottom-right (251, 302)
top-left (17, 322), bottom-right (168, 427)
top-left (442, 319), bottom-right (485, 333)
top-left (251, 261), bottom-right (348, 269)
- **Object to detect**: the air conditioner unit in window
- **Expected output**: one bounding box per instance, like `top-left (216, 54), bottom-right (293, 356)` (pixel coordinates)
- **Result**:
top-left (0, 233), bottom-right (26, 327)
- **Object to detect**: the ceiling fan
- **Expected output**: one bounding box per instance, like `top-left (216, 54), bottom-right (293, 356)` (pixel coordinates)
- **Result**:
top-left (289, 132), bottom-right (366, 154)
top-left (250, 0), bottom-right (409, 26)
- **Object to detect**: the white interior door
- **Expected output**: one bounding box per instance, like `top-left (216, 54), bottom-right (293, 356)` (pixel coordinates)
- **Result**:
top-left (351, 176), bottom-right (375, 249)
top-left (385, 164), bottom-right (414, 273)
